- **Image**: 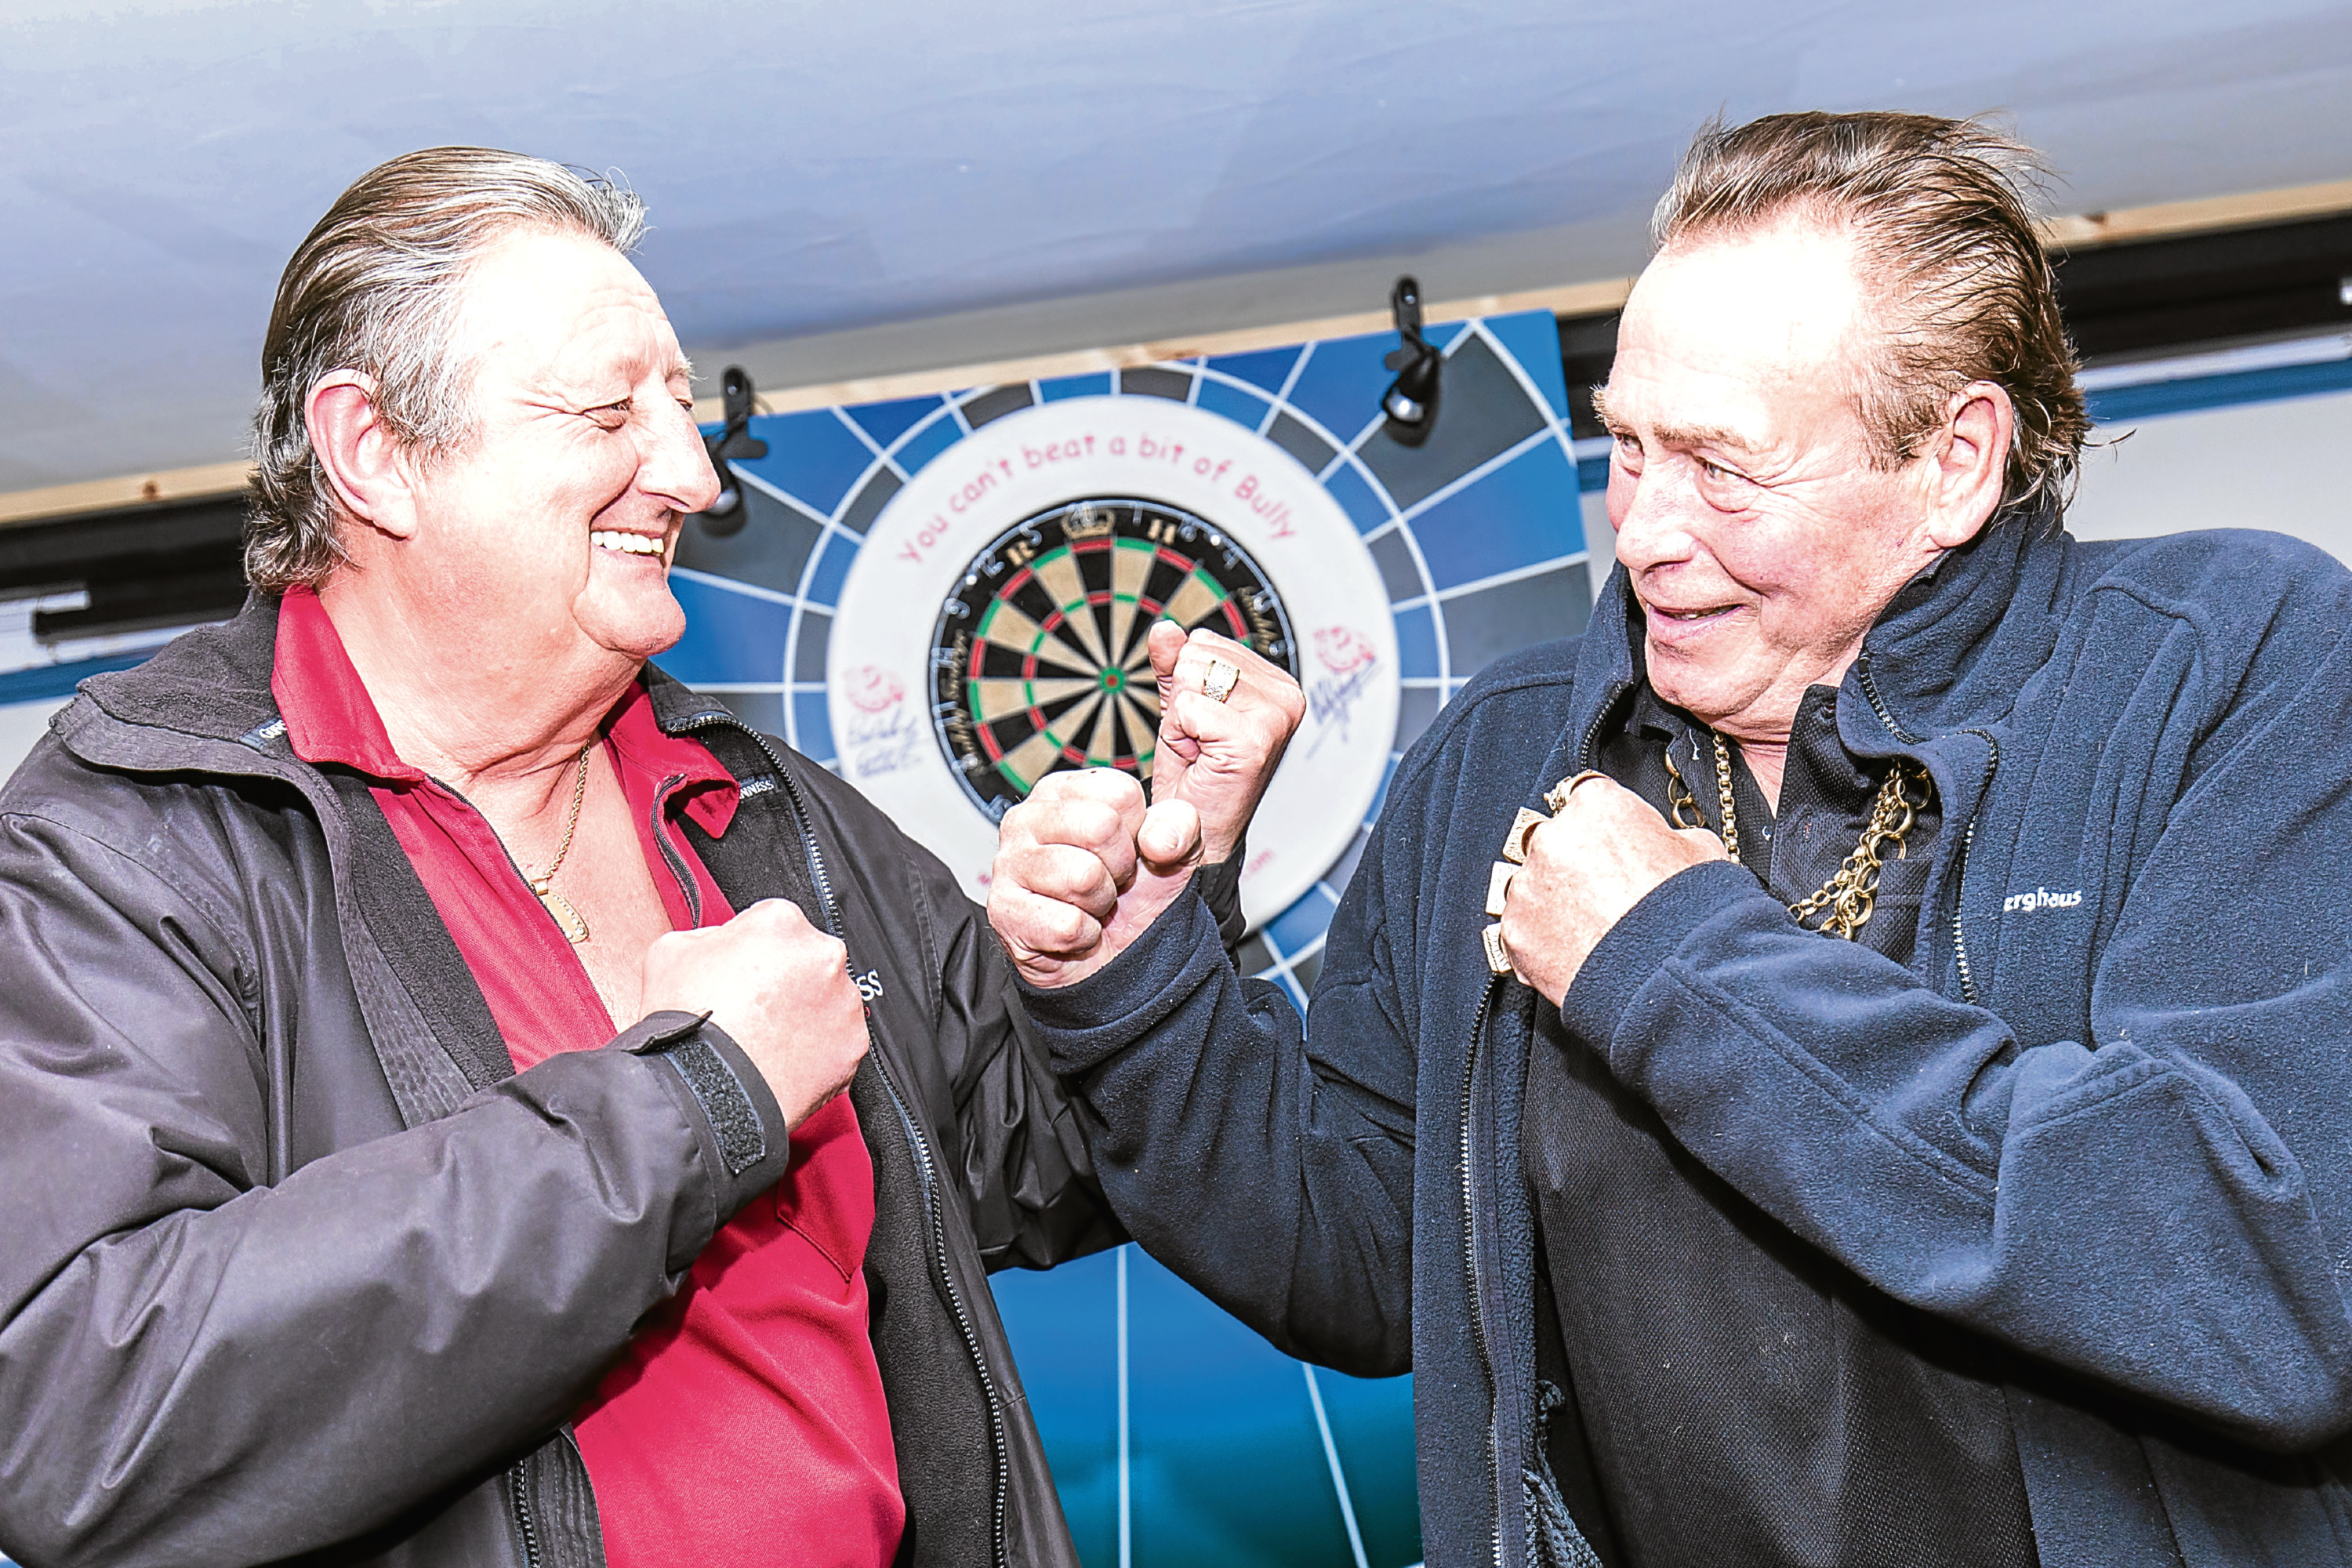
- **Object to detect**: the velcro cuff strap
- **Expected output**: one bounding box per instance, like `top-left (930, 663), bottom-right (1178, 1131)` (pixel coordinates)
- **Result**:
top-left (651, 1031), bottom-right (768, 1178)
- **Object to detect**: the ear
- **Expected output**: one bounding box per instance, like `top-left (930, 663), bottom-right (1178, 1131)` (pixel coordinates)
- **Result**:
top-left (1919, 380), bottom-right (2013, 550)
top-left (306, 372), bottom-right (421, 541)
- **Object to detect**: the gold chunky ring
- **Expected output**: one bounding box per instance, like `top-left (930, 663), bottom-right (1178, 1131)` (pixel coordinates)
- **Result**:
top-left (1203, 659), bottom-right (1241, 704)
top-left (1542, 769), bottom-right (1608, 814)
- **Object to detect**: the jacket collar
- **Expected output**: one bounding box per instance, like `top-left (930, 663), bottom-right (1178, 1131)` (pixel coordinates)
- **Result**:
top-left (1846, 503), bottom-right (2067, 744)
top-left (79, 590), bottom-right (285, 746)
top-left (1537, 505), bottom-right (2064, 829)
top-left (1567, 503), bottom-right (2064, 749)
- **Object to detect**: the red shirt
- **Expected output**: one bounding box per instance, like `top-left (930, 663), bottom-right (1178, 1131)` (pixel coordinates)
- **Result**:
top-left (271, 587), bottom-right (904, 1566)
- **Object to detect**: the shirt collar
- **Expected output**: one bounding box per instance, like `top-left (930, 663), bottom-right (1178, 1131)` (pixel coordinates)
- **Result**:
top-left (270, 584), bottom-right (425, 782)
top-left (603, 682), bottom-right (741, 837)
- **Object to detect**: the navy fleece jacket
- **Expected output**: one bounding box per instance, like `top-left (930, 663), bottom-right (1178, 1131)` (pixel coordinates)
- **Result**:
top-left (1024, 515), bottom-right (2352, 1568)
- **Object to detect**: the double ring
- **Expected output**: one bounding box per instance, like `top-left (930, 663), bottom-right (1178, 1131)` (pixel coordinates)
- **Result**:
top-left (1203, 658), bottom-right (1241, 704)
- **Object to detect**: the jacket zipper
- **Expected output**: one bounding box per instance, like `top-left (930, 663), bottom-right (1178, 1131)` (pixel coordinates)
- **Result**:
top-left (507, 1457), bottom-right (542, 1568)
top-left (1454, 681), bottom-right (1626, 1568)
top-left (1951, 819), bottom-right (1984, 1006)
top-left (647, 772), bottom-right (702, 927)
top-left (677, 713), bottom-right (1013, 1568)
top-left (1574, 681), bottom-right (1633, 777)
top-left (1853, 650), bottom-right (1999, 1007)
top-left (1461, 978), bottom-right (1504, 1568)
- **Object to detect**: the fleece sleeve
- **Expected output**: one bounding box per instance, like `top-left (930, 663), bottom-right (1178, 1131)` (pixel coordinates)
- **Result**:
top-left (1019, 860), bottom-right (1421, 1377)
top-left (1559, 646), bottom-right (2352, 1454)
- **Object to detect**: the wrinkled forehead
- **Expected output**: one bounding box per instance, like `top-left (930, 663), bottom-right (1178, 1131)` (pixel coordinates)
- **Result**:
top-left (1604, 216), bottom-right (1876, 437)
top-left (452, 224), bottom-right (690, 394)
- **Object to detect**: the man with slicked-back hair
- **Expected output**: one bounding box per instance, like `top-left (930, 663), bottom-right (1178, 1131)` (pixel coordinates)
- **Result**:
top-left (993, 111), bottom-right (2352, 1568)
top-left (0, 147), bottom-right (1302, 1568)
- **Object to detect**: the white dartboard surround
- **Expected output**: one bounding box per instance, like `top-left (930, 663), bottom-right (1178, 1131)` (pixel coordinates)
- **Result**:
top-left (827, 396), bottom-right (1400, 930)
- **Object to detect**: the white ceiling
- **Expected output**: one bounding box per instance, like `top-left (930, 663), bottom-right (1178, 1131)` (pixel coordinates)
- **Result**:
top-left (3, 0), bottom-right (2349, 493)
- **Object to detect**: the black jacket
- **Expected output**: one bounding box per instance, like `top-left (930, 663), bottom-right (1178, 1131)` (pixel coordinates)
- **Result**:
top-left (0, 594), bottom-right (1128, 1568)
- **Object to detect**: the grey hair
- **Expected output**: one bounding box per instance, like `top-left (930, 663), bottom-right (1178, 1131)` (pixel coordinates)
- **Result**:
top-left (1651, 111), bottom-right (2090, 518)
top-left (246, 147), bottom-right (648, 591)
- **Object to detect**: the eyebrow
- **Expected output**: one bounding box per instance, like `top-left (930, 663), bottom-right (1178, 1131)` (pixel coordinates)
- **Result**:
top-left (1589, 387), bottom-right (1757, 455)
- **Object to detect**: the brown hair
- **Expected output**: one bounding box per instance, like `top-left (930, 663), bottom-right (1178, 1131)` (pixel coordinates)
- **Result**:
top-left (246, 147), bottom-right (648, 591)
top-left (1653, 111), bottom-right (2089, 517)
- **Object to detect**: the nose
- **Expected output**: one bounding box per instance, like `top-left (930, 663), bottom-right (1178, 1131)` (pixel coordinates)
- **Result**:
top-left (1607, 455), bottom-right (1698, 575)
top-left (641, 394), bottom-right (723, 516)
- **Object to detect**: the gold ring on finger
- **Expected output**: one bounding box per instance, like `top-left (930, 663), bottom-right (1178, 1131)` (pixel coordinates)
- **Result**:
top-left (1542, 769), bottom-right (1608, 814)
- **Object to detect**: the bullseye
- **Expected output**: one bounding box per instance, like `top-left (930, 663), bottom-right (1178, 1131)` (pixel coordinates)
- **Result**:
top-left (929, 497), bottom-right (1298, 818)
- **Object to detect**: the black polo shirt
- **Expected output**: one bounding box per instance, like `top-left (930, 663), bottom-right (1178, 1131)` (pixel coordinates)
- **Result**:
top-left (1522, 682), bottom-right (2039, 1567)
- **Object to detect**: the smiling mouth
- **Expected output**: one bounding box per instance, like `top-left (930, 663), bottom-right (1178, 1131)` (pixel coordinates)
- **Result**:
top-left (1648, 602), bottom-right (1737, 624)
top-left (590, 529), bottom-right (665, 557)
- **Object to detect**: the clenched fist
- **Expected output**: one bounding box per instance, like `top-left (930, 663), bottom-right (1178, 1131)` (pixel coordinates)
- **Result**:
top-left (1497, 775), bottom-right (1727, 1004)
top-left (989, 768), bottom-right (1205, 989)
top-left (639, 898), bottom-right (869, 1130)
top-left (1145, 621), bottom-right (1305, 861)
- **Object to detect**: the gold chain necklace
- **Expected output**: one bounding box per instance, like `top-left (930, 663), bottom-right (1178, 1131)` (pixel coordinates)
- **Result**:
top-left (522, 744), bottom-right (595, 946)
top-left (1663, 732), bottom-right (1930, 941)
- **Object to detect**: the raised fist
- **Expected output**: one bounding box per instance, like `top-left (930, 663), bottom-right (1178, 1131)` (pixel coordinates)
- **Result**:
top-left (1145, 621), bottom-right (1305, 862)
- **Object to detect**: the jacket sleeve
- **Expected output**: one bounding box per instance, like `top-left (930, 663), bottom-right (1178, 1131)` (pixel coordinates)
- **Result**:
top-left (887, 820), bottom-right (1127, 1274)
top-left (0, 811), bottom-right (791, 1568)
top-left (1559, 663), bottom-right (2352, 1453)
top-left (1017, 840), bottom-right (1421, 1377)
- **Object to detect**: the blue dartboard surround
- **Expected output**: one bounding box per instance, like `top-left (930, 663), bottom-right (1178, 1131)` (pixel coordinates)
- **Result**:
top-left (660, 308), bottom-right (1592, 1009)
top-left (656, 313), bottom-right (1587, 1568)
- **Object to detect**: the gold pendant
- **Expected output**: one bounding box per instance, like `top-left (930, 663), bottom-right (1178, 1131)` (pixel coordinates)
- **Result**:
top-left (533, 880), bottom-right (590, 946)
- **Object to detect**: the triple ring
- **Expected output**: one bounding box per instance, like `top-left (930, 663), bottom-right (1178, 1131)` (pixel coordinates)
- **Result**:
top-left (1203, 658), bottom-right (1241, 704)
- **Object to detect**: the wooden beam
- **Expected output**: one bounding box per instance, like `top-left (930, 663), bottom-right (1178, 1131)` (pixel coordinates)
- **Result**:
top-left (691, 275), bottom-right (1639, 422)
top-left (2040, 176), bottom-right (2352, 251)
top-left (691, 176), bottom-right (2352, 419)
top-left (0, 460), bottom-right (253, 527)
top-left (9, 175), bottom-right (2350, 525)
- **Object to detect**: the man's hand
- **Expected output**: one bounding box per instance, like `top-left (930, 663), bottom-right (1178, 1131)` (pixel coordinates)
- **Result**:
top-left (989, 768), bottom-right (1203, 989)
top-left (639, 898), bottom-right (869, 1131)
top-left (1146, 621), bottom-right (1305, 862)
top-left (1499, 775), bottom-right (1729, 1005)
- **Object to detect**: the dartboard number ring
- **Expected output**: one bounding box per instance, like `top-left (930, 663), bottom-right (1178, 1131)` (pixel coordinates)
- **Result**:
top-left (931, 497), bottom-right (1300, 819)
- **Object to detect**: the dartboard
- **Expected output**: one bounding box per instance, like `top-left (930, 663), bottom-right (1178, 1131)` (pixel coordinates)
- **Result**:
top-left (931, 498), bottom-right (1300, 818)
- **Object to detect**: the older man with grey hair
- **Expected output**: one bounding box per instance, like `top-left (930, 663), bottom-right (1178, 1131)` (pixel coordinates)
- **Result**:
top-left (0, 147), bottom-right (1300, 1568)
top-left (991, 111), bottom-right (2352, 1567)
